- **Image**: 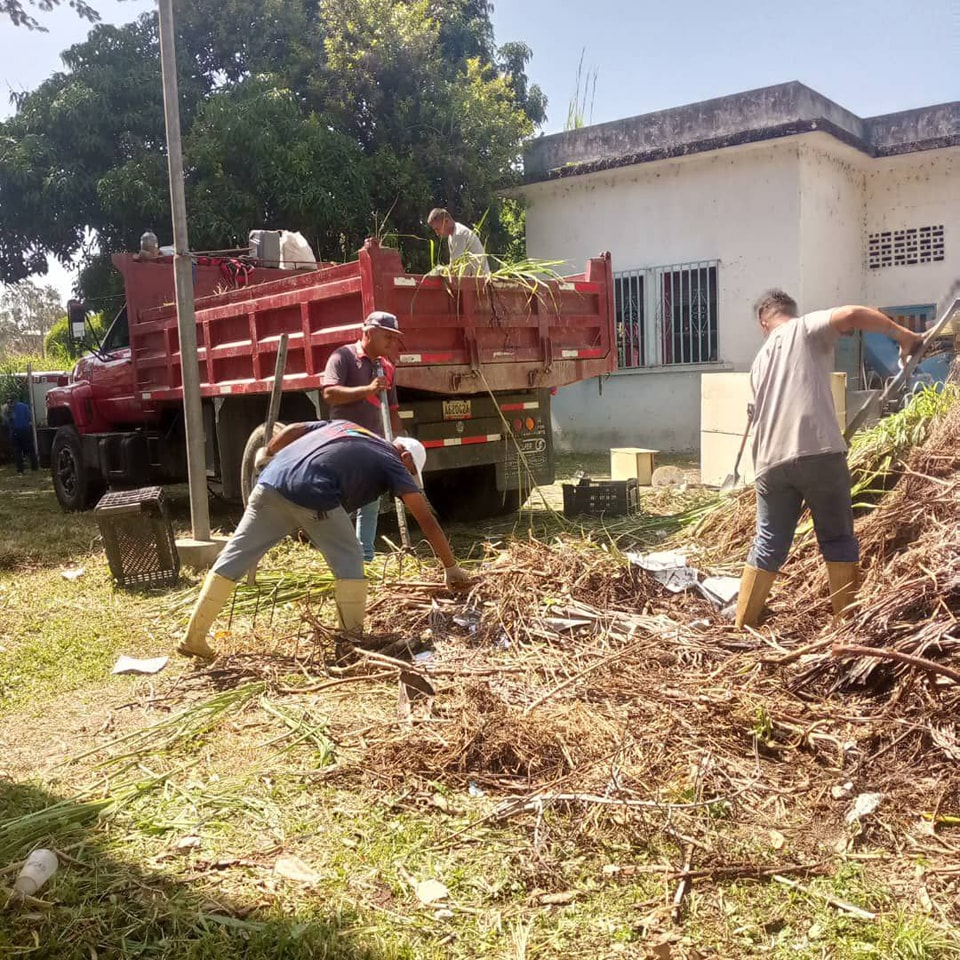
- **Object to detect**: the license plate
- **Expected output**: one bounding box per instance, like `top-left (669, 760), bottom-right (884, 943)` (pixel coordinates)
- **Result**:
top-left (442, 399), bottom-right (471, 420)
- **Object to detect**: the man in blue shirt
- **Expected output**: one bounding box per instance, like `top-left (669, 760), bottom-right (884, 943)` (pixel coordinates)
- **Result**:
top-left (9, 399), bottom-right (38, 475)
top-left (177, 420), bottom-right (470, 660)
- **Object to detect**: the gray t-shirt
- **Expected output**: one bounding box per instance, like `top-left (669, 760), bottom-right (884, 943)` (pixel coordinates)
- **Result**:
top-left (750, 309), bottom-right (845, 477)
top-left (448, 222), bottom-right (490, 276)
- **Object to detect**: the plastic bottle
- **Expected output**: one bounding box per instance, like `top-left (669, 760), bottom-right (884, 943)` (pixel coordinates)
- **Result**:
top-left (13, 849), bottom-right (59, 897)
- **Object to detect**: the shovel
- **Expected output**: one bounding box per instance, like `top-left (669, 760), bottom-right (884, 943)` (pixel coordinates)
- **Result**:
top-left (719, 403), bottom-right (754, 494)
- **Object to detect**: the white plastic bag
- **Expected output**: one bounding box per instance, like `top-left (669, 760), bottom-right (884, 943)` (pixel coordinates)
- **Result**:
top-left (280, 231), bottom-right (317, 270)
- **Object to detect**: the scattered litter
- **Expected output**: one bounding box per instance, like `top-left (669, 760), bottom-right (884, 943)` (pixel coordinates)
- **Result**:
top-left (831, 781), bottom-right (855, 800)
top-left (413, 650), bottom-right (434, 664)
top-left (111, 655), bottom-right (169, 675)
top-left (625, 550), bottom-right (699, 593)
top-left (61, 567), bottom-right (85, 581)
top-left (768, 829), bottom-right (786, 850)
top-left (452, 609), bottom-right (481, 634)
top-left (537, 890), bottom-right (578, 906)
top-left (846, 792), bottom-right (883, 823)
top-left (697, 575), bottom-right (741, 608)
top-left (171, 835), bottom-right (202, 853)
top-left (468, 782), bottom-right (484, 798)
top-left (13, 849), bottom-right (58, 897)
top-left (415, 878), bottom-right (449, 905)
top-left (273, 854), bottom-right (320, 884)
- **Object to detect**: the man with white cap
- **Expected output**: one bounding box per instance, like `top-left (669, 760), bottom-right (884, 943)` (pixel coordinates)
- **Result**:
top-left (322, 311), bottom-right (404, 561)
top-left (177, 419), bottom-right (470, 660)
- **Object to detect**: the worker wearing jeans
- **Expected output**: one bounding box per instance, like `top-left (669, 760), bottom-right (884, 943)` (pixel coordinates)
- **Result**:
top-left (322, 312), bottom-right (404, 562)
top-left (9, 400), bottom-right (38, 474)
top-left (177, 420), bottom-right (470, 660)
top-left (736, 290), bottom-right (923, 629)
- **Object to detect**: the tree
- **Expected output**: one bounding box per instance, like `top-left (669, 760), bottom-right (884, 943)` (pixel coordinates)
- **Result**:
top-left (0, 0), bottom-right (547, 293)
top-left (1, 0), bottom-right (98, 31)
top-left (0, 280), bottom-right (64, 356)
top-left (44, 308), bottom-right (108, 363)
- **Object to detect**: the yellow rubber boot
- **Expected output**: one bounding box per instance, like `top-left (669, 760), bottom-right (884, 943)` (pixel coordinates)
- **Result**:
top-left (826, 561), bottom-right (860, 621)
top-left (177, 571), bottom-right (236, 659)
top-left (335, 579), bottom-right (368, 636)
top-left (734, 564), bottom-right (777, 629)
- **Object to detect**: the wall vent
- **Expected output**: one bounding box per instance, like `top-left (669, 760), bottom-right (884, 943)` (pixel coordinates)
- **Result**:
top-left (868, 225), bottom-right (945, 269)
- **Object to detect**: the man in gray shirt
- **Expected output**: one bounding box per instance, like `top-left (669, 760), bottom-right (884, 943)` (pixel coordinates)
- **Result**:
top-left (736, 289), bottom-right (922, 629)
top-left (427, 208), bottom-right (491, 277)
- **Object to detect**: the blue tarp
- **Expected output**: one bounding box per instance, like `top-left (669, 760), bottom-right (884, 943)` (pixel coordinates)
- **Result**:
top-left (862, 332), bottom-right (953, 391)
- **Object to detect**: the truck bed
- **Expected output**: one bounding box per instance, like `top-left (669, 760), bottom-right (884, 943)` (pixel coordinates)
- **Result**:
top-left (117, 239), bottom-right (615, 406)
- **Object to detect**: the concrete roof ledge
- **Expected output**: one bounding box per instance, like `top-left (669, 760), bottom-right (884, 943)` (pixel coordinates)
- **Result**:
top-left (523, 81), bottom-right (959, 183)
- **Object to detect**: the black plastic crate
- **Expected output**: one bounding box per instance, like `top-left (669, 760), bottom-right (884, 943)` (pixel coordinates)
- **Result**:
top-left (562, 477), bottom-right (640, 518)
top-left (95, 487), bottom-right (180, 590)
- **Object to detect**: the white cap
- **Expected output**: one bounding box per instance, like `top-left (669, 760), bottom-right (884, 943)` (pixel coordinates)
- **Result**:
top-left (395, 436), bottom-right (426, 488)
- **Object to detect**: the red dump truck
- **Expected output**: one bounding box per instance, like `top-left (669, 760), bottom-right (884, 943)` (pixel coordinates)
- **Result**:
top-left (43, 239), bottom-right (615, 519)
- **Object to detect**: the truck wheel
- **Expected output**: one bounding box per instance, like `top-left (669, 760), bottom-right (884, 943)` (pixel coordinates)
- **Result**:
top-left (240, 422), bottom-right (285, 507)
top-left (51, 426), bottom-right (102, 511)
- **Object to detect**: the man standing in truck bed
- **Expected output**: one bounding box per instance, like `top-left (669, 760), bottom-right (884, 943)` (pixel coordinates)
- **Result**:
top-left (322, 311), bottom-right (404, 562)
top-left (427, 208), bottom-right (490, 277)
top-left (177, 420), bottom-right (470, 660)
top-left (735, 289), bottom-right (923, 629)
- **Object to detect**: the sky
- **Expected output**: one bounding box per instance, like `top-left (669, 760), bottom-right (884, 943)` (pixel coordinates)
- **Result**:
top-left (1, 0), bottom-right (958, 301)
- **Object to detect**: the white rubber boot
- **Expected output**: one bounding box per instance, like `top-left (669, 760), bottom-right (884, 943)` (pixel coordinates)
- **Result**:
top-left (335, 578), bottom-right (368, 636)
top-left (177, 571), bottom-right (236, 659)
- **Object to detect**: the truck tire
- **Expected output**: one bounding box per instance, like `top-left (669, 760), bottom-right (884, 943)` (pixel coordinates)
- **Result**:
top-left (51, 426), bottom-right (102, 512)
top-left (240, 422), bottom-right (285, 507)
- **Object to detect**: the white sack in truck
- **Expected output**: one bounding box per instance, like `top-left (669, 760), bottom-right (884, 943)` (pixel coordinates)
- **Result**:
top-left (280, 231), bottom-right (318, 270)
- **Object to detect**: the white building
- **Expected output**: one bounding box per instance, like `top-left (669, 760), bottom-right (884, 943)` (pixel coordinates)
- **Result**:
top-left (518, 82), bottom-right (959, 452)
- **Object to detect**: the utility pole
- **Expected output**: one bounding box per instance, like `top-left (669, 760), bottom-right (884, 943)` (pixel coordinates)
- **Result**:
top-left (157, 0), bottom-right (211, 542)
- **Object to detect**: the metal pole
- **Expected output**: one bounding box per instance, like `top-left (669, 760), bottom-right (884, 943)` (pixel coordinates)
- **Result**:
top-left (157, 0), bottom-right (210, 541)
top-left (25, 363), bottom-right (39, 470)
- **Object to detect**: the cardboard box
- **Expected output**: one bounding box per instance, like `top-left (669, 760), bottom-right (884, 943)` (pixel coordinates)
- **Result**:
top-left (610, 447), bottom-right (658, 485)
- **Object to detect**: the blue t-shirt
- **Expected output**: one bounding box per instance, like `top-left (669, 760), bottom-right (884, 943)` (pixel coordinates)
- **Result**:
top-left (258, 420), bottom-right (419, 513)
top-left (11, 402), bottom-right (31, 431)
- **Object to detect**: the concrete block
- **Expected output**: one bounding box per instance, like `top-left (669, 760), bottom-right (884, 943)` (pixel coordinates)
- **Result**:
top-left (176, 535), bottom-right (230, 570)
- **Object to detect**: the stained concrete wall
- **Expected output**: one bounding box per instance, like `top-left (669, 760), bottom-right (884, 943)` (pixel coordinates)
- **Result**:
top-left (863, 149), bottom-right (959, 309)
top-left (526, 140), bottom-right (805, 452)
top-left (797, 142), bottom-right (867, 311)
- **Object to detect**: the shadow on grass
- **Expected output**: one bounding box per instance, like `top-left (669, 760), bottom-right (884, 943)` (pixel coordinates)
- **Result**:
top-left (0, 778), bottom-right (415, 960)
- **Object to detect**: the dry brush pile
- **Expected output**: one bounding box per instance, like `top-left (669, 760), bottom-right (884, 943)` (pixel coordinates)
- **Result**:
top-left (290, 380), bottom-right (960, 915)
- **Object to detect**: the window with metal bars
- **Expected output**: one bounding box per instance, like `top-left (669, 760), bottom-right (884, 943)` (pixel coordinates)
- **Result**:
top-left (614, 261), bottom-right (719, 368)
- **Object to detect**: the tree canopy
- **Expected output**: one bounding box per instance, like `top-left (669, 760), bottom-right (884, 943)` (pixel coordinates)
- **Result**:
top-left (1, 0), bottom-right (98, 32)
top-left (0, 0), bottom-right (545, 296)
top-left (0, 280), bottom-right (64, 357)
